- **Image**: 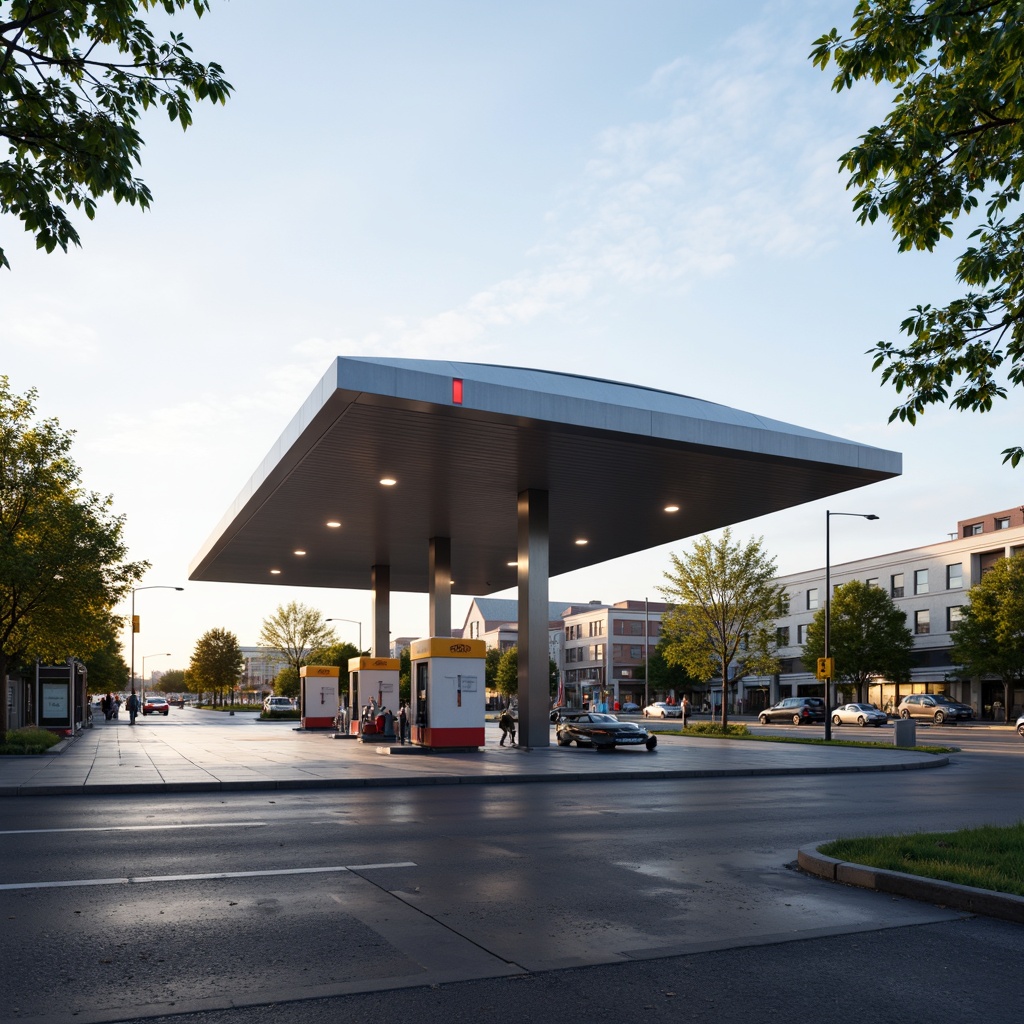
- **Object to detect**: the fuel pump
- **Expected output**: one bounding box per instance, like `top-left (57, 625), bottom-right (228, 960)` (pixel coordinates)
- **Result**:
top-left (409, 638), bottom-right (485, 749)
top-left (347, 656), bottom-right (400, 739)
top-left (299, 665), bottom-right (339, 729)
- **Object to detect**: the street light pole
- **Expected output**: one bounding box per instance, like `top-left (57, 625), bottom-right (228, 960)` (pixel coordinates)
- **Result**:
top-left (141, 653), bottom-right (171, 703)
top-left (130, 586), bottom-right (183, 699)
top-left (326, 618), bottom-right (363, 653)
top-left (824, 511), bottom-right (879, 741)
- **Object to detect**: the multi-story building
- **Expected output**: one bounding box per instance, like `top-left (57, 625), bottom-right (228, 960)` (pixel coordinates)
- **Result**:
top-left (239, 646), bottom-right (289, 695)
top-left (744, 505), bottom-right (1024, 720)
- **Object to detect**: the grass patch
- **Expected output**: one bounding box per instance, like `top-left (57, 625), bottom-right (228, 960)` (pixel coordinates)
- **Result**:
top-left (0, 727), bottom-right (63, 755)
top-left (820, 822), bottom-right (1024, 897)
top-left (197, 704), bottom-right (262, 713)
top-left (664, 725), bottom-right (951, 754)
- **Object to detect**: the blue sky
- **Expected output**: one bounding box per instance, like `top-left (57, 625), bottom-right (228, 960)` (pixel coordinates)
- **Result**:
top-left (2, 0), bottom-right (1020, 675)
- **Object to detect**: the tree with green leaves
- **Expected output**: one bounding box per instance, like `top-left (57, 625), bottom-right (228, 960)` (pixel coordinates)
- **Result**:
top-left (801, 580), bottom-right (913, 704)
top-left (273, 665), bottom-right (298, 700)
top-left (1, 1), bottom-right (232, 270)
top-left (1, 377), bottom-right (147, 736)
top-left (658, 530), bottom-right (783, 729)
top-left (188, 626), bottom-right (241, 705)
top-left (812, 3), bottom-right (1024, 464)
top-left (495, 646), bottom-right (518, 701)
top-left (647, 638), bottom-right (700, 702)
top-left (952, 553), bottom-right (1024, 722)
top-left (259, 602), bottom-right (335, 712)
top-left (81, 616), bottom-right (130, 694)
top-left (153, 667), bottom-right (185, 694)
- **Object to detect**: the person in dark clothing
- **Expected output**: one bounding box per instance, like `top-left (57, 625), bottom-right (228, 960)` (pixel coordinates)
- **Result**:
top-left (498, 708), bottom-right (516, 746)
top-left (126, 690), bottom-right (140, 725)
top-left (398, 704), bottom-right (408, 744)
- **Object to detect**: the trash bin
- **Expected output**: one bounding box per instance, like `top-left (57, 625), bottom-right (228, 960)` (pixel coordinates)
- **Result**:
top-left (893, 718), bottom-right (917, 747)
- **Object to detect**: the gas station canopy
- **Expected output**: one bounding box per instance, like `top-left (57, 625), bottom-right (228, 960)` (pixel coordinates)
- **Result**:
top-left (189, 357), bottom-right (901, 595)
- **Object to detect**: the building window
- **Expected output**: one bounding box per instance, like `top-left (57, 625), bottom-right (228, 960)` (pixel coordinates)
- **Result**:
top-left (806, 588), bottom-right (819, 611)
top-left (590, 644), bottom-right (605, 661)
top-left (914, 569), bottom-right (929, 595)
top-left (588, 620), bottom-right (604, 637)
top-left (964, 523), bottom-right (983, 536)
top-left (946, 563), bottom-right (962, 589)
top-left (866, 577), bottom-right (879, 588)
top-left (778, 593), bottom-right (790, 615)
top-left (777, 626), bottom-right (790, 646)
top-left (630, 645), bottom-right (643, 659)
top-left (797, 623), bottom-right (810, 644)
top-left (995, 516), bottom-right (1010, 530)
top-left (891, 573), bottom-right (905, 598)
top-left (914, 609), bottom-right (930, 635)
top-left (946, 606), bottom-right (963, 631)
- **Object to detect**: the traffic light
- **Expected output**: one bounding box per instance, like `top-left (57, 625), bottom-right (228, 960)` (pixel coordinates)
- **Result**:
top-left (132, 615), bottom-right (140, 633)
top-left (815, 657), bottom-right (833, 680)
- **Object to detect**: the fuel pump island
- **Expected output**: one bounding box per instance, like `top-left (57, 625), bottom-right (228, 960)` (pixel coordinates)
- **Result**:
top-left (410, 637), bottom-right (486, 750)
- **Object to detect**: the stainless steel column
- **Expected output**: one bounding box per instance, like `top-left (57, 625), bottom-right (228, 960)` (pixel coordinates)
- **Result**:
top-left (428, 537), bottom-right (452, 638)
top-left (371, 564), bottom-right (390, 657)
top-left (517, 488), bottom-right (549, 748)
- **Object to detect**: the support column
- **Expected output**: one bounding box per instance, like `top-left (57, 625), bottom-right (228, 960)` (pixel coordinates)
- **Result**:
top-left (428, 537), bottom-right (452, 638)
top-left (517, 488), bottom-right (550, 749)
top-left (371, 564), bottom-right (390, 658)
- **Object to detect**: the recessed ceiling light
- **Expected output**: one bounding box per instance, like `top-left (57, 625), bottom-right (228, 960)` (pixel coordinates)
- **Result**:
top-left (575, 538), bottom-right (588, 546)
top-left (380, 477), bottom-right (397, 486)
top-left (270, 569), bottom-right (282, 575)
top-left (294, 550), bottom-right (306, 556)
top-left (664, 505), bottom-right (680, 513)
top-left (326, 521), bottom-right (341, 528)
top-left (507, 561), bottom-right (518, 567)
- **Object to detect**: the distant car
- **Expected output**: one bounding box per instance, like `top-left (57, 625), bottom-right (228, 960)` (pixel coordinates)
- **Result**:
top-left (1017, 712), bottom-right (1024, 739)
top-left (619, 702), bottom-right (640, 714)
top-left (555, 712), bottom-right (657, 751)
top-left (831, 703), bottom-right (888, 727)
top-left (264, 696), bottom-right (294, 713)
top-left (897, 693), bottom-right (973, 725)
top-left (643, 702), bottom-right (681, 718)
top-left (142, 697), bottom-right (170, 716)
top-left (758, 697), bottom-right (826, 725)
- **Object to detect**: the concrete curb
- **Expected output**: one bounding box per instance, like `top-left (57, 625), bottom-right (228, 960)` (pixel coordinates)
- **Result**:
top-left (798, 841), bottom-right (1024, 924)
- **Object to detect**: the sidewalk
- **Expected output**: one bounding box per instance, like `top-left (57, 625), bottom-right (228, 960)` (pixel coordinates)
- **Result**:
top-left (0, 710), bottom-right (947, 797)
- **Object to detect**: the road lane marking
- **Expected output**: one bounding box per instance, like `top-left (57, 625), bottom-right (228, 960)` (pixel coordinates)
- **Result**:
top-left (0, 862), bottom-right (417, 891)
top-left (0, 821), bottom-right (268, 836)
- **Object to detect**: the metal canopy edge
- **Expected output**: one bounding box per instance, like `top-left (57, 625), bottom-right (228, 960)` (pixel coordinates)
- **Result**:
top-left (188, 357), bottom-right (901, 595)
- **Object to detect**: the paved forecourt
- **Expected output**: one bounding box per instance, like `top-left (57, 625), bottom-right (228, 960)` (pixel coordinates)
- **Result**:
top-left (0, 709), bottom-right (946, 797)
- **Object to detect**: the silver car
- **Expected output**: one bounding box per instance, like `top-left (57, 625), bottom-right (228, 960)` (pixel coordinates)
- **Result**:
top-left (831, 703), bottom-right (887, 727)
top-left (643, 702), bottom-right (682, 718)
top-left (1016, 712), bottom-right (1024, 739)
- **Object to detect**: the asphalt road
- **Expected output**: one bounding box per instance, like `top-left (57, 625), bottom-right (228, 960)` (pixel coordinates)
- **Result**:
top-left (1, 725), bottom-right (1022, 1024)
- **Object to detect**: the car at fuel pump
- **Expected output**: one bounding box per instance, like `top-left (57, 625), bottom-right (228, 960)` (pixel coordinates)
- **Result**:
top-left (555, 712), bottom-right (657, 751)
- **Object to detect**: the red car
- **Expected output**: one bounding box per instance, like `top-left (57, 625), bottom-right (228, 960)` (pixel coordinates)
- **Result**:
top-left (143, 697), bottom-right (170, 716)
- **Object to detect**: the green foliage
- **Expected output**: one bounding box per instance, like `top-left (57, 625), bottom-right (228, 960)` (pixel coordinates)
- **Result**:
top-left (683, 721), bottom-right (750, 737)
top-left (273, 665), bottom-right (298, 699)
top-left (812, 2), bottom-right (1024, 461)
top-left (647, 639), bottom-right (700, 694)
top-left (0, 725), bottom-right (61, 754)
top-left (802, 580), bottom-right (913, 700)
top-left (658, 530), bottom-right (783, 729)
top-left (154, 667), bottom-right (185, 692)
top-left (0, 1), bottom-right (232, 269)
top-left (495, 646), bottom-right (518, 698)
top-left (952, 553), bottom-right (1024, 717)
top-left (188, 626), bottom-right (242, 704)
top-left (259, 602), bottom-right (336, 684)
top-left (485, 647), bottom-right (502, 691)
top-left (0, 377), bottom-right (148, 736)
top-left (398, 645), bottom-right (411, 705)
top-left (81, 616), bottom-right (130, 692)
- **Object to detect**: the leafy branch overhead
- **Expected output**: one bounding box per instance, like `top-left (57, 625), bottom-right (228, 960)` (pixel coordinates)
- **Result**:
top-left (812, 1), bottom-right (1024, 464)
top-left (0, 1), bottom-right (232, 269)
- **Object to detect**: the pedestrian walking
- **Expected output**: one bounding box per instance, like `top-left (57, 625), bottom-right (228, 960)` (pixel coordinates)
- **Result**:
top-left (398, 704), bottom-right (408, 745)
top-left (498, 707), bottom-right (516, 746)
top-left (102, 693), bottom-right (112, 720)
top-left (382, 707), bottom-right (396, 741)
top-left (126, 690), bottom-right (140, 726)
top-left (682, 696), bottom-right (691, 727)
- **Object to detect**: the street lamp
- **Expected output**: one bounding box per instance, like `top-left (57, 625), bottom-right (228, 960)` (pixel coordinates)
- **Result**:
top-left (824, 511), bottom-right (879, 741)
top-left (141, 653), bottom-right (171, 702)
top-left (326, 617), bottom-right (363, 653)
top-left (130, 585), bottom-right (183, 698)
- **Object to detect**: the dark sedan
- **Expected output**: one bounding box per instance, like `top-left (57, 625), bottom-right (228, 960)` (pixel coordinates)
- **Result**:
top-left (555, 712), bottom-right (657, 751)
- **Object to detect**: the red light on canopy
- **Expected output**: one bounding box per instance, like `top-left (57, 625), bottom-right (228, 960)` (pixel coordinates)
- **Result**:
top-left (452, 378), bottom-right (463, 404)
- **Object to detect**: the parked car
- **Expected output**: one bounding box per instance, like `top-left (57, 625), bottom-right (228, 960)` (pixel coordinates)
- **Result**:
top-left (758, 697), bottom-right (826, 725)
top-left (264, 696), bottom-right (294, 712)
top-left (831, 702), bottom-right (888, 727)
top-left (555, 712), bottom-right (657, 751)
top-left (643, 702), bottom-right (681, 718)
top-left (619, 702), bottom-right (640, 714)
top-left (896, 693), bottom-right (973, 725)
top-left (1017, 712), bottom-right (1024, 739)
top-left (142, 697), bottom-right (170, 716)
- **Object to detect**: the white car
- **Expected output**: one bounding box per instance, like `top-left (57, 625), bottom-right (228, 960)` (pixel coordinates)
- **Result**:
top-left (1017, 712), bottom-right (1024, 739)
top-left (642, 702), bottom-right (682, 719)
top-left (831, 703), bottom-right (888, 727)
top-left (263, 696), bottom-right (294, 712)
